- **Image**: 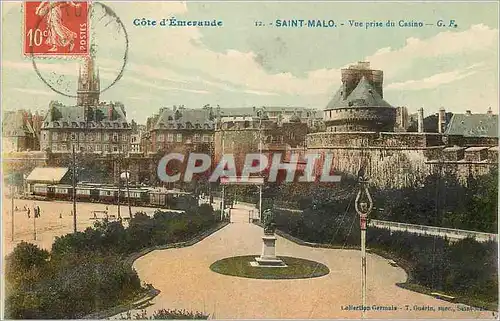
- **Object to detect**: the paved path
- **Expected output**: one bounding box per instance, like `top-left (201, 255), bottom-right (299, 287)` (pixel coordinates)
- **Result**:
top-left (131, 206), bottom-right (495, 319)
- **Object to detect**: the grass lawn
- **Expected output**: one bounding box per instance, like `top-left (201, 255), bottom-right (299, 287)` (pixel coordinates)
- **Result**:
top-left (210, 255), bottom-right (329, 279)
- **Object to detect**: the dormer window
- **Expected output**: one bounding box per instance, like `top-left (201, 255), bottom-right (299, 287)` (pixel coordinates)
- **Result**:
top-left (80, 122), bottom-right (85, 127)
top-left (63, 122), bottom-right (69, 127)
top-left (168, 116), bottom-right (173, 121)
top-left (123, 122), bottom-right (128, 128)
top-left (54, 122), bottom-right (60, 127)
top-left (114, 123), bottom-right (119, 128)
top-left (106, 122), bottom-right (112, 128)
top-left (72, 122), bottom-right (78, 128)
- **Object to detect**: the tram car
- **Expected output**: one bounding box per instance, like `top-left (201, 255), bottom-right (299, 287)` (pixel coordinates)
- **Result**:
top-left (98, 187), bottom-right (119, 203)
top-left (75, 185), bottom-right (90, 201)
top-left (148, 189), bottom-right (196, 209)
top-left (119, 188), bottom-right (149, 206)
top-left (52, 185), bottom-right (73, 201)
top-left (33, 183), bottom-right (49, 197)
top-left (30, 183), bottom-right (194, 208)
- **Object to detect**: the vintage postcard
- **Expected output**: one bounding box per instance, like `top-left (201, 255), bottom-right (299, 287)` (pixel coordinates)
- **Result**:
top-left (1, 1), bottom-right (499, 319)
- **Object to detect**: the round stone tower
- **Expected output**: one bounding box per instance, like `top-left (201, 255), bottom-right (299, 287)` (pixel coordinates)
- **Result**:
top-left (324, 62), bottom-right (396, 132)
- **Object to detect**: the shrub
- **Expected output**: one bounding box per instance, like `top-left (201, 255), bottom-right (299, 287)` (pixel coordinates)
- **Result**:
top-left (6, 204), bottom-right (219, 319)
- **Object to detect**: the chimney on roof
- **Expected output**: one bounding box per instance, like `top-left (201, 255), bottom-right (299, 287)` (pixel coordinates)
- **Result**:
top-left (417, 108), bottom-right (424, 133)
top-left (438, 107), bottom-right (446, 134)
top-left (108, 105), bottom-right (114, 120)
top-left (465, 110), bottom-right (471, 115)
top-left (487, 107), bottom-right (493, 115)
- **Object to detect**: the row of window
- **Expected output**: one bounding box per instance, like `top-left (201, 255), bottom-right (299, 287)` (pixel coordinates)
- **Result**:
top-left (158, 122), bottom-right (212, 129)
top-left (156, 133), bottom-right (212, 143)
top-left (45, 132), bottom-right (130, 142)
top-left (324, 109), bottom-right (360, 118)
top-left (51, 144), bottom-right (127, 153)
top-left (45, 121), bottom-right (129, 129)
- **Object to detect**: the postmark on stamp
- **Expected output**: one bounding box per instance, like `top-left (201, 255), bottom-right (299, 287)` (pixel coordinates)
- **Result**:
top-left (26, 1), bottom-right (129, 98)
top-left (23, 1), bottom-right (89, 56)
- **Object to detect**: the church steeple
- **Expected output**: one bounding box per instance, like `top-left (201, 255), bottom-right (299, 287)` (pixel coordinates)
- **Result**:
top-left (77, 55), bottom-right (100, 107)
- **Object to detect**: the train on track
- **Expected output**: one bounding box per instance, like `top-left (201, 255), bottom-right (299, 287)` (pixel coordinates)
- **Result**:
top-left (29, 183), bottom-right (197, 209)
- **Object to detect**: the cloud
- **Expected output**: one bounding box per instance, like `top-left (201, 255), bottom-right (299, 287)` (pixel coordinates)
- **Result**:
top-left (364, 24), bottom-right (498, 78)
top-left (386, 63), bottom-right (485, 90)
top-left (243, 89), bottom-right (279, 96)
top-left (120, 11), bottom-right (497, 98)
top-left (11, 88), bottom-right (57, 96)
top-left (126, 77), bottom-right (210, 94)
top-left (2, 60), bottom-right (80, 75)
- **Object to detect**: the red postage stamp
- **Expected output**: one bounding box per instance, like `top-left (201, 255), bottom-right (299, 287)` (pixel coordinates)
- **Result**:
top-left (23, 1), bottom-right (89, 56)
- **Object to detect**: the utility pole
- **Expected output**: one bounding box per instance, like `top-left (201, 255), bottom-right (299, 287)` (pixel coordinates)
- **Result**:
top-left (126, 160), bottom-right (132, 219)
top-left (117, 151), bottom-right (121, 219)
top-left (72, 145), bottom-right (77, 233)
top-left (355, 168), bottom-right (373, 319)
top-left (220, 125), bottom-right (225, 221)
top-left (11, 183), bottom-right (15, 242)
top-left (33, 203), bottom-right (37, 240)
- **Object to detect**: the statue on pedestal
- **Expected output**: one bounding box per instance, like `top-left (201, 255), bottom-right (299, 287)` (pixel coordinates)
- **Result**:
top-left (263, 208), bottom-right (276, 235)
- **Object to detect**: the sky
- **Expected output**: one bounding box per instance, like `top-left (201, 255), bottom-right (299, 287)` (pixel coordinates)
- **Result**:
top-left (1, 1), bottom-right (499, 124)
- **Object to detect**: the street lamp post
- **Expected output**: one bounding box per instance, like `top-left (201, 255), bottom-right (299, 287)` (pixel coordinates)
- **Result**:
top-left (258, 111), bottom-right (263, 221)
top-left (355, 176), bottom-right (373, 319)
top-left (72, 145), bottom-right (77, 233)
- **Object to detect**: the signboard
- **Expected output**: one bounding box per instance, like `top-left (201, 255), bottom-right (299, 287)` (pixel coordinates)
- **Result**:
top-left (220, 176), bottom-right (264, 185)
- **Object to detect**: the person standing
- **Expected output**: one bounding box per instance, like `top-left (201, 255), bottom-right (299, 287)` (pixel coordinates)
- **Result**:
top-left (27, 208), bottom-right (31, 218)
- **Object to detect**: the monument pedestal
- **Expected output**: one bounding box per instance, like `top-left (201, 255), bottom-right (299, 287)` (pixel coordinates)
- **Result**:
top-left (252, 235), bottom-right (286, 267)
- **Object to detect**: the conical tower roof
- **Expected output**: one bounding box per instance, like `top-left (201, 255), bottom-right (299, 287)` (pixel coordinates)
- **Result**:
top-left (326, 76), bottom-right (392, 110)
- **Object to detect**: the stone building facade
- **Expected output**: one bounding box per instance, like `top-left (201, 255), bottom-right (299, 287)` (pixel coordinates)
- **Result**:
top-left (145, 105), bottom-right (215, 155)
top-left (324, 62), bottom-right (396, 132)
top-left (39, 56), bottom-right (132, 155)
top-left (2, 110), bottom-right (43, 152)
top-left (214, 114), bottom-right (308, 176)
top-left (305, 62), bottom-right (498, 189)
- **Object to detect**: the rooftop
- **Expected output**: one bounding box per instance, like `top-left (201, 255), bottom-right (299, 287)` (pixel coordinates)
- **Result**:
top-left (2, 110), bottom-right (37, 137)
top-left (26, 167), bottom-right (69, 183)
top-left (42, 101), bottom-right (130, 129)
top-left (444, 113), bottom-right (498, 137)
top-left (326, 76), bottom-right (393, 110)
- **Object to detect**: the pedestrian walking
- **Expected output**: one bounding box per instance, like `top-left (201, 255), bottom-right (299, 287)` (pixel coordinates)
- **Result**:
top-left (59, 213), bottom-right (62, 219)
top-left (27, 208), bottom-right (31, 218)
top-left (36, 206), bottom-right (41, 218)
